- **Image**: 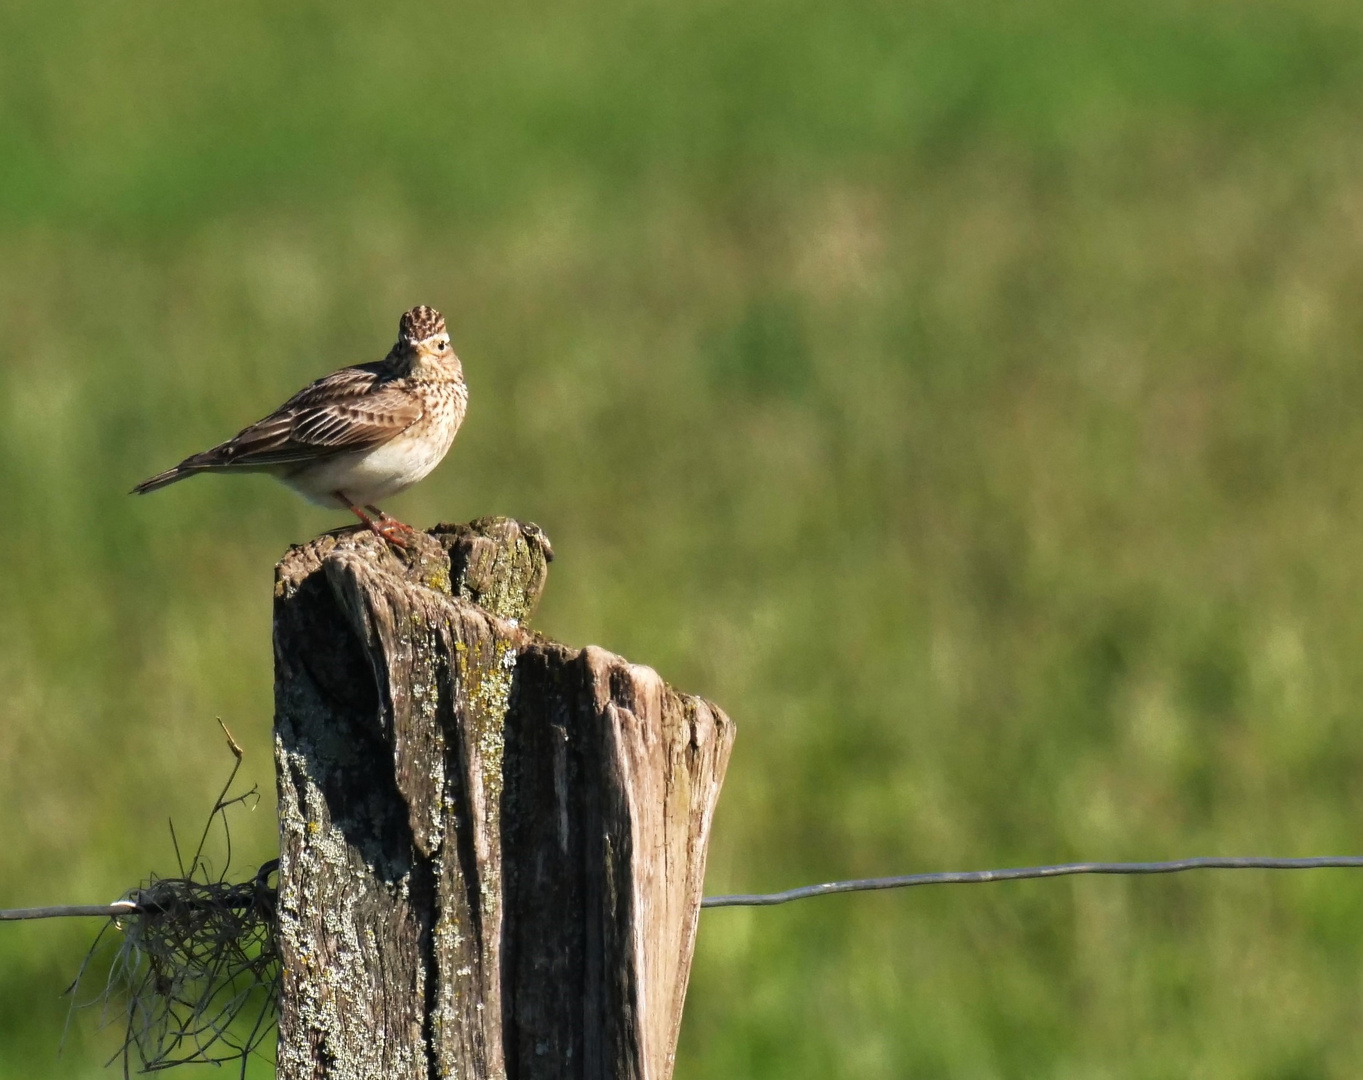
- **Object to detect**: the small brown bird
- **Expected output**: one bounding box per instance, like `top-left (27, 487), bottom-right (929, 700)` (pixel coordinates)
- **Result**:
top-left (134, 305), bottom-right (467, 547)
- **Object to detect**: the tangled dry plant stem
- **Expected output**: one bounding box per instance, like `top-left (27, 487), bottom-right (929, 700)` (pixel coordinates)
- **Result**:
top-left (62, 723), bottom-right (280, 1079)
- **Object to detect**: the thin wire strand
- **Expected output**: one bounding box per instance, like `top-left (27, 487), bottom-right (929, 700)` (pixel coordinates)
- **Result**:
top-left (1, 891), bottom-right (272, 922)
top-left (2, 902), bottom-right (143, 921)
top-left (700, 856), bottom-right (1363, 908)
top-left (10, 856), bottom-right (1363, 919)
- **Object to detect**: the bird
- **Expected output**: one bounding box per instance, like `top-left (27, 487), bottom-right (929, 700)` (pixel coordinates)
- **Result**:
top-left (133, 305), bottom-right (468, 548)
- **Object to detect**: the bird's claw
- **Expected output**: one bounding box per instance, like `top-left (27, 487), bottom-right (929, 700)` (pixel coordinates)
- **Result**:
top-left (372, 519), bottom-right (412, 549)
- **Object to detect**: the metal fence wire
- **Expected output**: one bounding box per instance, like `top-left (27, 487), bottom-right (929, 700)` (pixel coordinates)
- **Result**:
top-left (5, 728), bottom-right (1363, 1077)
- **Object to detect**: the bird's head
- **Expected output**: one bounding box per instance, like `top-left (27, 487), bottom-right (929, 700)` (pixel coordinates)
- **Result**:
top-left (396, 305), bottom-right (457, 372)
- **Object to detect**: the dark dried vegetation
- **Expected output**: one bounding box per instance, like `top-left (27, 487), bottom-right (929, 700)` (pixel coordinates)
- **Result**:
top-left (65, 742), bottom-right (280, 1078)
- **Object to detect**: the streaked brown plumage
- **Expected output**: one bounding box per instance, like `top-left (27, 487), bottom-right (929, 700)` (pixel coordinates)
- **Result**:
top-left (133, 305), bottom-right (467, 546)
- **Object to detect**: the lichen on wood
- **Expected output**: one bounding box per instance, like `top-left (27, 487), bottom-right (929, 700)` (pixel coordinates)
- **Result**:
top-left (273, 518), bottom-right (733, 1080)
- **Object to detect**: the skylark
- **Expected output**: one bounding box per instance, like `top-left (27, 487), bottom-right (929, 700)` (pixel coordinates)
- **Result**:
top-left (134, 305), bottom-right (468, 547)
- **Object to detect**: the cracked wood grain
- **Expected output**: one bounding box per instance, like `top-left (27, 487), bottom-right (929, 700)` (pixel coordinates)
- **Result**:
top-left (273, 518), bottom-right (734, 1080)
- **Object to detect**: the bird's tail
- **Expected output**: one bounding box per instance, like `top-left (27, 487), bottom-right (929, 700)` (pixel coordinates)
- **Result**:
top-left (131, 465), bottom-right (194, 494)
top-left (132, 455), bottom-right (228, 493)
top-left (132, 441), bottom-right (253, 494)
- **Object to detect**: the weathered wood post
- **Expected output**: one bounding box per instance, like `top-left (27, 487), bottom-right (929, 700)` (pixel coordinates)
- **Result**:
top-left (272, 517), bottom-right (734, 1079)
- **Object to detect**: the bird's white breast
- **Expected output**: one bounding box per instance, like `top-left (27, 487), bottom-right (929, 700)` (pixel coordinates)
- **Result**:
top-left (283, 411), bottom-right (461, 508)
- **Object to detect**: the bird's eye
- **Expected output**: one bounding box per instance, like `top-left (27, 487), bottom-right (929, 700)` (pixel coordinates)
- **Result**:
top-left (437, 340), bottom-right (447, 351)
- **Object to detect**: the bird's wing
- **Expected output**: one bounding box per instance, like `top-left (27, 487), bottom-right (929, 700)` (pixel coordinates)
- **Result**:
top-left (275, 362), bottom-right (391, 410)
top-left (186, 364), bottom-right (423, 469)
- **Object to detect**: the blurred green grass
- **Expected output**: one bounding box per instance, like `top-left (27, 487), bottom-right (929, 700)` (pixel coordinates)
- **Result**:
top-left (5, 0), bottom-right (1363, 1075)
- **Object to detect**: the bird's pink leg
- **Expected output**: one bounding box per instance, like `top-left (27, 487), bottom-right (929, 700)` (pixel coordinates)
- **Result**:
top-left (337, 494), bottom-right (409, 549)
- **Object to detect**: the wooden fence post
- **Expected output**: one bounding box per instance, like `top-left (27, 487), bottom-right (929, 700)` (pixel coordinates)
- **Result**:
top-left (272, 517), bottom-right (735, 1079)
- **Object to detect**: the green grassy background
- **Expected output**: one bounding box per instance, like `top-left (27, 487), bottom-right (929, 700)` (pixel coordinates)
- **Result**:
top-left (4, 0), bottom-right (1363, 1075)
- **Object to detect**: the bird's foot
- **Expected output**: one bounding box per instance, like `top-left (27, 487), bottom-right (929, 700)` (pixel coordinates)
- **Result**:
top-left (366, 506), bottom-right (417, 535)
top-left (343, 496), bottom-right (414, 550)
top-left (370, 518), bottom-right (413, 549)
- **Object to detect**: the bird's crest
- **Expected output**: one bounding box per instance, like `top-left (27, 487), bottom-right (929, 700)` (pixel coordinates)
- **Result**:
top-left (398, 305), bottom-right (446, 346)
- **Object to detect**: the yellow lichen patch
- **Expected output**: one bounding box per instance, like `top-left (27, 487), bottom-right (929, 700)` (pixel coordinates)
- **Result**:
top-left (453, 633), bottom-right (517, 805)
